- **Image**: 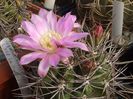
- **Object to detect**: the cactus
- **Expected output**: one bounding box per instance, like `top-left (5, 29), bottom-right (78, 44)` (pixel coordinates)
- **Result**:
top-left (76, 0), bottom-right (133, 31)
top-left (0, 0), bottom-right (29, 39)
top-left (9, 0), bottom-right (133, 98)
top-left (23, 24), bottom-right (133, 99)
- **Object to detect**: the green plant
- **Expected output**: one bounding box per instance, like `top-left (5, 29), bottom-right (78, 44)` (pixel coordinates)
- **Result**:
top-left (20, 23), bottom-right (133, 99)
top-left (0, 0), bottom-right (29, 39)
top-left (76, 0), bottom-right (133, 32)
top-left (10, 1), bottom-right (133, 98)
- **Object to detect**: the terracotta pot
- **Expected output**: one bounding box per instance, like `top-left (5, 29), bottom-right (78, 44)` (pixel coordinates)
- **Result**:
top-left (0, 60), bottom-right (12, 85)
top-left (0, 53), bottom-right (18, 99)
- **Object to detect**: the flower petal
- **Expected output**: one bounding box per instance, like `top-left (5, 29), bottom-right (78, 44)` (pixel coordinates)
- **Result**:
top-left (31, 14), bottom-right (49, 34)
top-left (20, 52), bottom-right (45, 65)
top-left (64, 12), bottom-right (76, 23)
top-left (74, 42), bottom-right (89, 51)
top-left (21, 21), bottom-right (40, 41)
top-left (64, 32), bottom-right (88, 41)
top-left (63, 41), bottom-right (89, 51)
top-left (56, 19), bottom-right (72, 36)
top-left (49, 54), bottom-right (60, 67)
top-left (38, 58), bottom-right (50, 77)
top-left (13, 34), bottom-right (43, 51)
top-left (46, 11), bottom-right (57, 30)
top-left (39, 9), bottom-right (57, 30)
top-left (57, 48), bottom-right (73, 58)
top-left (39, 8), bottom-right (48, 19)
top-left (56, 12), bottom-right (76, 36)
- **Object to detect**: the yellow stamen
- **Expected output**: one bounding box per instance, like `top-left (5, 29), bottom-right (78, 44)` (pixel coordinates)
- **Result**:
top-left (40, 31), bottom-right (61, 52)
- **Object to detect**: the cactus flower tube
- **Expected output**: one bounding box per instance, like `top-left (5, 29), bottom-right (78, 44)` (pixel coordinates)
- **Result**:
top-left (95, 24), bottom-right (103, 38)
top-left (13, 9), bottom-right (89, 77)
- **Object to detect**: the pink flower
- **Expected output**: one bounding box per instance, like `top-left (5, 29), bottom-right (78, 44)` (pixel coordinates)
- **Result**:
top-left (13, 9), bottom-right (89, 77)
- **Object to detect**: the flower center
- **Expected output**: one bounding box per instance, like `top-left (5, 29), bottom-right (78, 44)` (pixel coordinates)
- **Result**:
top-left (40, 31), bottom-right (61, 52)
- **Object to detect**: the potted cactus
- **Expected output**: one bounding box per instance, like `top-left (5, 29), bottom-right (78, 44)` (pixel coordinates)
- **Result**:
top-left (12, 6), bottom-right (133, 98)
top-left (1, 0), bottom-right (133, 99)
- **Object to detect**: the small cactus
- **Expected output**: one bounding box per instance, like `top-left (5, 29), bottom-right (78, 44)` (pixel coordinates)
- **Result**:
top-left (25, 25), bottom-right (133, 99)
top-left (12, 0), bottom-right (133, 98)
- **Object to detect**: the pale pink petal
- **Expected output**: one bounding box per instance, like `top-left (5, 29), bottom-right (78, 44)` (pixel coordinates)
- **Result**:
top-left (64, 32), bottom-right (88, 41)
top-left (31, 14), bottom-right (49, 34)
top-left (20, 52), bottom-right (46, 65)
top-left (46, 11), bottom-right (57, 30)
top-left (56, 13), bottom-right (76, 36)
top-left (13, 34), bottom-right (32, 47)
top-left (74, 42), bottom-right (89, 51)
top-left (56, 18), bottom-right (73, 36)
top-left (38, 58), bottom-right (50, 77)
top-left (57, 48), bottom-right (73, 58)
top-left (64, 12), bottom-right (76, 22)
top-left (49, 54), bottom-right (60, 67)
top-left (13, 34), bottom-right (30, 40)
top-left (21, 21), bottom-right (40, 41)
top-left (20, 47), bottom-right (38, 51)
top-left (13, 34), bottom-right (44, 51)
top-left (19, 44), bottom-right (48, 52)
top-left (55, 17), bottom-right (66, 35)
top-left (39, 8), bottom-right (48, 19)
top-left (63, 41), bottom-right (89, 51)
top-left (39, 9), bottom-right (57, 30)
